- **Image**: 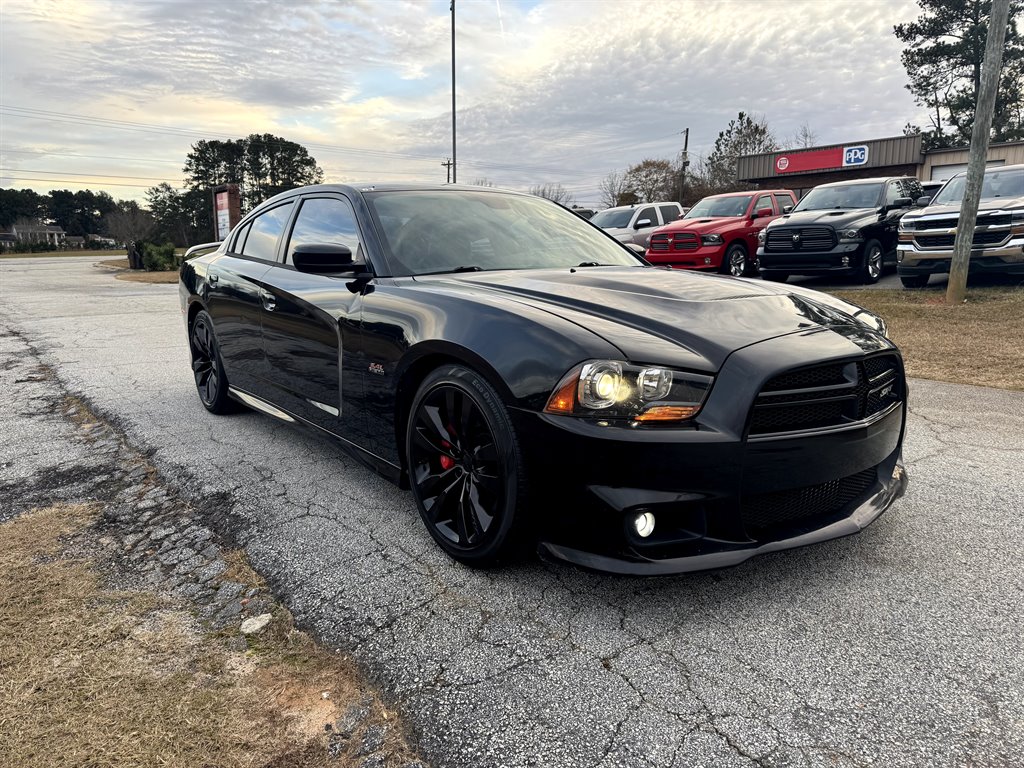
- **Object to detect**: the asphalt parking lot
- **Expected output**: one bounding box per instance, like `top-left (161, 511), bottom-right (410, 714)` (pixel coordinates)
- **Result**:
top-left (2, 255), bottom-right (1022, 767)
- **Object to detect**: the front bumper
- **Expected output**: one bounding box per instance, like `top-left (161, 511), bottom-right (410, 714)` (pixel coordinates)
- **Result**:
top-left (897, 239), bottom-right (1024, 276)
top-left (514, 331), bottom-right (908, 576)
top-left (757, 242), bottom-right (863, 275)
top-left (645, 244), bottom-right (725, 270)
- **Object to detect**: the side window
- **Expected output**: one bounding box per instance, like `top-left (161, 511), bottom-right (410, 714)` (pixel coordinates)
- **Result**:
top-left (774, 194), bottom-right (793, 213)
top-left (230, 221), bottom-right (252, 254)
top-left (241, 202), bottom-right (294, 261)
top-left (884, 181), bottom-right (903, 206)
top-left (636, 207), bottom-right (657, 228)
top-left (286, 197), bottom-right (363, 264)
top-left (900, 178), bottom-right (922, 201)
top-left (658, 204), bottom-right (680, 225)
top-left (755, 195), bottom-right (774, 214)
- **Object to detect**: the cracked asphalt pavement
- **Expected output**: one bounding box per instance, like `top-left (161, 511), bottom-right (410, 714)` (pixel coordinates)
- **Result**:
top-left (2, 255), bottom-right (1022, 767)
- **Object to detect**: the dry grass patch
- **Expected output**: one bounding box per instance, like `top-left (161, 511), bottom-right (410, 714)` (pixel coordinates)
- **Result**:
top-left (0, 504), bottom-right (420, 767)
top-left (115, 270), bottom-right (179, 284)
top-left (832, 287), bottom-right (1024, 391)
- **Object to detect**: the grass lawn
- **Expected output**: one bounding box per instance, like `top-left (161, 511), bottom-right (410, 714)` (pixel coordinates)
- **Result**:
top-left (0, 248), bottom-right (129, 259)
top-left (832, 287), bottom-right (1024, 391)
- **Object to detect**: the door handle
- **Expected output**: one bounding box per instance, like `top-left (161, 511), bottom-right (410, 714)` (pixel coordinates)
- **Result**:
top-left (260, 289), bottom-right (277, 311)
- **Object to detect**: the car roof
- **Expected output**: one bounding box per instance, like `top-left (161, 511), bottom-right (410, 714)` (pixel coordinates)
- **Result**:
top-left (948, 162), bottom-right (1024, 179)
top-left (813, 177), bottom-right (913, 188)
top-left (703, 189), bottom-right (793, 199)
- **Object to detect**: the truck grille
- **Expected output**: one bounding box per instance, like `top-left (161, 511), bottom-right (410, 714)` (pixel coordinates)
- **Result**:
top-left (908, 213), bottom-right (1011, 230)
top-left (649, 232), bottom-right (699, 252)
top-left (749, 355), bottom-right (901, 437)
top-left (765, 227), bottom-right (836, 252)
top-left (741, 468), bottom-right (877, 538)
top-left (914, 230), bottom-right (1009, 248)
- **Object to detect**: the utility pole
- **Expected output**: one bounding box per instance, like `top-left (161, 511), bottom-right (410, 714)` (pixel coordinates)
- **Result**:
top-left (450, 0), bottom-right (457, 184)
top-left (679, 127), bottom-right (689, 204)
top-left (946, 0), bottom-right (1010, 304)
top-left (442, 158), bottom-right (453, 184)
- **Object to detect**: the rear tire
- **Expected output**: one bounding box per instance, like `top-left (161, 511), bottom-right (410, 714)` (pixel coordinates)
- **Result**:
top-left (761, 270), bottom-right (789, 283)
top-left (188, 310), bottom-right (238, 414)
top-left (900, 274), bottom-right (930, 288)
top-left (406, 365), bottom-right (529, 567)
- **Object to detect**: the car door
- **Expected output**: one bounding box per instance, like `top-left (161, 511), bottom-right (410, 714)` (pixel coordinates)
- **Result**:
top-left (880, 181), bottom-right (908, 257)
top-left (630, 205), bottom-right (659, 246)
top-left (746, 193), bottom-right (776, 250)
top-left (205, 202), bottom-right (294, 394)
top-left (260, 194), bottom-right (368, 442)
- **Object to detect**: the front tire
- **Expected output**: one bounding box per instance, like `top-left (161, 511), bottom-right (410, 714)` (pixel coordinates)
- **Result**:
top-left (189, 310), bottom-right (237, 414)
top-left (900, 274), bottom-right (930, 288)
top-left (861, 240), bottom-right (883, 284)
top-left (406, 365), bottom-right (528, 567)
top-left (724, 243), bottom-right (750, 277)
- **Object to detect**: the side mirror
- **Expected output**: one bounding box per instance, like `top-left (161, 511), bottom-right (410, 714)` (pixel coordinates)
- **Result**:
top-left (754, 207), bottom-right (774, 219)
top-left (634, 218), bottom-right (653, 229)
top-left (915, 195), bottom-right (932, 207)
top-left (893, 197), bottom-right (913, 208)
top-left (292, 243), bottom-right (355, 273)
top-left (782, 205), bottom-right (793, 214)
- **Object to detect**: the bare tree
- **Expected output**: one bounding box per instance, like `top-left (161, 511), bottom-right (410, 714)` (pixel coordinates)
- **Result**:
top-left (104, 203), bottom-right (156, 269)
top-left (471, 177), bottom-right (495, 187)
top-left (598, 171), bottom-right (631, 208)
top-left (528, 183), bottom-right (574, 206)
top-left (623, 159), bottom-right (677, 203)
top-left (785, 122), bottom-right (819, 149)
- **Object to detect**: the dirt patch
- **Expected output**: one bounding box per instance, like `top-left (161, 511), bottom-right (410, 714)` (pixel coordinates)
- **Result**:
top-left (832, 287), bottom-right (1024, 391)
top-left (0, 503), bottom-right (424, 768)
top-left (116, 270), bottom-right (179, 284)
top-left (98, 258), bottom-right (130, 269)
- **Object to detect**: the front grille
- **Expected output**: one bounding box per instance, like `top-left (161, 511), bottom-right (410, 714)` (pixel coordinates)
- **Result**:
top-left (765, 227), bottom-right (836, 252)
top-left (650, 232), bottom-right (699, 252)
top-left (915, 230), bottom-right (1009, 248)
top-left (909, 214), bottom-right (1011, 230)
top-left (741, 468), bottom-right (877, 537)
top-left (749, 355), bottom-right (901, 437)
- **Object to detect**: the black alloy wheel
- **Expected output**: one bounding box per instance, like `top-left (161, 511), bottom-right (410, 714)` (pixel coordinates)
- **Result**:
top-left (406, 365), bottom-right (527, 566)
top-left (862, 240), bottom-right (883, 284)
top-left (724, 243), bottom-right (750, 277)
top-left (189, 310), bottom-right (236, 414)
top-left (900, 274), bottom-right (930, 289)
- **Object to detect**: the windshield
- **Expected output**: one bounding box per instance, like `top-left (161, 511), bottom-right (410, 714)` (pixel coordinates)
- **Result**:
top-left (794, 183), bottom-right (883, 211)
top-left (932, 169), bottom-right (1024, 206)
top-left (589, 208), bottom-right (635, 228)
top-left (365, 190), bottom-right (644, 276)
top-left (684, 195), bottom-right (752, 218)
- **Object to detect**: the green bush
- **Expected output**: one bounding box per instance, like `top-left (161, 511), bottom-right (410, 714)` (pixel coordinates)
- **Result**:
top-left (141, 242), bottom-right (181, 271)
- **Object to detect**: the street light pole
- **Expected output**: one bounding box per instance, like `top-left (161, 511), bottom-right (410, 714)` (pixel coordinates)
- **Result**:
top-left (451, 0), bottom-right (457, 184)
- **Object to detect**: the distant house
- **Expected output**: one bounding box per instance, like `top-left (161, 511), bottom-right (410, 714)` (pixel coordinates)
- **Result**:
top-left (0, 232), bottom-right (17, 250)
top-left (11, 223), bottom-right (65, 247)
top-left (87, 233), bottom-right (117, 247)
top-left (65, 235), bottom-right (86, 249)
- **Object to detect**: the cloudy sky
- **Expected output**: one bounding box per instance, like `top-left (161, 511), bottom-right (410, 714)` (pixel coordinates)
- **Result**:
top-left (1, 0), bottom-right (924, 207)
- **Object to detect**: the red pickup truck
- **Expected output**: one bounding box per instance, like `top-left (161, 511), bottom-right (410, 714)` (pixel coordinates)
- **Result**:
top-left (645, 189), bottom-right (796, 276)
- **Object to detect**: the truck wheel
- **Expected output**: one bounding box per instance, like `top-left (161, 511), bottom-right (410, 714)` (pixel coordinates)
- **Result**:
top-left (900, 274), bottom-right (930, 289)
top-left (724, 244), bottom-right (750, 277)
top-left (761, 271), bottom-right (788, 283)
top-left (861, 240), bottom-right (883, 284)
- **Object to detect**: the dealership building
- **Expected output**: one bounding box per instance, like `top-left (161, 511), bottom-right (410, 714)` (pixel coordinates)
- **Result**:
top-left (736, 135), bottom-right (1024, 197)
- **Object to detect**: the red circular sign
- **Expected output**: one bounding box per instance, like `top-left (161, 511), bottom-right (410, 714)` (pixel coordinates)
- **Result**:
top-left (776, 156), bottom-right (790, 172)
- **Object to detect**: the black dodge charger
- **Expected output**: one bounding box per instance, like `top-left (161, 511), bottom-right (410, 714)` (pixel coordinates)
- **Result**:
top-left (179, 183), bottom-right (908, 575)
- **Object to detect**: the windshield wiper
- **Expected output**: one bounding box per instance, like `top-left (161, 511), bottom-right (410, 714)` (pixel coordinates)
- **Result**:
top-left (421, 265), bottom-right (485, 275)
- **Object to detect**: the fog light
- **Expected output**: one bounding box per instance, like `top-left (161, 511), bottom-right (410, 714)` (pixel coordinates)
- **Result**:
top-left (704, 257), bottom-right (711, 264)
top-left (633, 510), bottom-right (655, 538)
top-left (841, 255), bottom-right (850, 267)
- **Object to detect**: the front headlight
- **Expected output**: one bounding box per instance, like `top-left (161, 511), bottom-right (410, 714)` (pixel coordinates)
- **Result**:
top-left (837, 228), bottom-right (863, 241)
top-left (757, 229), bottom-right (767, 245)
top-left (701, 234), bottom-right (724, 246)
top-left (544, 360), bottom-right (714, 424)
top-left (1011, 210), bottom-right (1024, 224)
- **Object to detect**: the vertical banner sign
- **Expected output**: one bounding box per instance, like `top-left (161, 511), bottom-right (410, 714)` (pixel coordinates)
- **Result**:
top-left (215, 191), bottom-right (230, 241)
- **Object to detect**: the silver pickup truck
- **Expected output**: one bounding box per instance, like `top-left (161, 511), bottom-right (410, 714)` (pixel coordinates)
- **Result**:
top-left (897, 164), bottom-right (1024, 287)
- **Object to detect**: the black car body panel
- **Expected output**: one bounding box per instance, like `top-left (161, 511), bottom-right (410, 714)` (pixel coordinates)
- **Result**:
top-left (758, 177), bottom-right (923, 277)
top-left (180, 183), bottom-right (907, 575)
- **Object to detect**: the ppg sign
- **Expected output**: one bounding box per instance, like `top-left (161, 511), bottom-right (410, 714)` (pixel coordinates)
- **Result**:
top-left (843, 145), bottom-right (869, 167)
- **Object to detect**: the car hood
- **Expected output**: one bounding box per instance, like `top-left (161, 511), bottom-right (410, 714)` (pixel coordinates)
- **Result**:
top-left (655, 217), bottom-right (740, 235)
top-left (413, 267), bottom-right (887, 372)
top-left (769, 208), bottom-right (877, 229)
top-left (905, 197), bottom-right (1024, 219)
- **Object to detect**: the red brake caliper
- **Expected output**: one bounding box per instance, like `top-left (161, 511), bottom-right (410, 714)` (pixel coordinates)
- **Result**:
top-left (439, 439), bottom-right (454, 470)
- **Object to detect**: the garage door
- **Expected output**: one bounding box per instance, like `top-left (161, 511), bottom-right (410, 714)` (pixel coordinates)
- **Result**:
top-left (930, 160), bottom-right (1005, 181)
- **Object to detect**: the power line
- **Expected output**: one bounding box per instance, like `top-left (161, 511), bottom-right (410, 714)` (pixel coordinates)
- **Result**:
top-left (0, 175), bottom-right (157, 189)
